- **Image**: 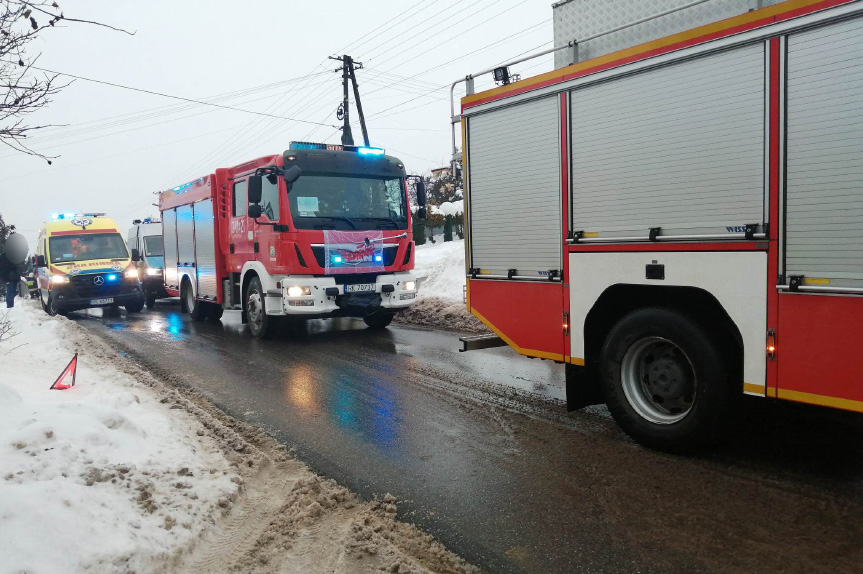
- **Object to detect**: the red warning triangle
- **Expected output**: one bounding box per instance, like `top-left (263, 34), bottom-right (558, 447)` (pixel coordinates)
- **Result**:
top-left (50, 353), bottom-right (78, 390)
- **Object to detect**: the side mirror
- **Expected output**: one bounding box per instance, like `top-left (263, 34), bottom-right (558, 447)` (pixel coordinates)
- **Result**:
top-left (248, 175), bottom-right (263, 204)
top-left (415, 179), bottom-right (427, 206)
top-left (248, 204), bottom-right (262, 219)
top-left (35, 255), bottom-right (47, 268)
top-left (417, 207), bottom-right (427, 220)
top-left (131, 248), bottom-right (141, 262)
top-left (283, 165), bottom-right (302, 189)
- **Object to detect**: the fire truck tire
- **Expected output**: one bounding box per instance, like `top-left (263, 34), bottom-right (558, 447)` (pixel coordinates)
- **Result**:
top-left (245, 277), bottom-right (276, 339)
top-left (363, 312), bottom-right (394, 329)
top-left (183, 279), bottom-right (208, 322)
top-left (599, 307), bottom-right (732, 454)
top-left (207, 304), bottom-right (224, 321)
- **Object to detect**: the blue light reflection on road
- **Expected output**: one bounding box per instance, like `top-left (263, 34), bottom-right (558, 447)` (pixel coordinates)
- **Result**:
top-left (165, 312), bottom-right (186, 341)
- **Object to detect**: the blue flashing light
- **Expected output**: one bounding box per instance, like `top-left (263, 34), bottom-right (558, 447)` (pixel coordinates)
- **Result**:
top-left (357, 147), bottom-right (385, 156)
top-left (374, 255), bottom-right (383, 262)
top-left (172, 180), bottom-right (195, 193)
top-left (333, 256), bottom-right (343, 264)
top-left (50, 212), bottom-right (76, 220)
top-left (106, 274), bottom-right (118, 282)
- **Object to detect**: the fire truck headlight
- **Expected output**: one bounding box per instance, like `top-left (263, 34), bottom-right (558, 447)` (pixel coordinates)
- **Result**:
top-left (51, 274), bottom-right (68, 284)
top-left (125, 269), bottom-right (139, 280)
top-left (287, 286), bottom-right (311, 297)
top-left (403, 281), bottom-right (416, 291)
top-left (146, 267), bottom-right (162, 276)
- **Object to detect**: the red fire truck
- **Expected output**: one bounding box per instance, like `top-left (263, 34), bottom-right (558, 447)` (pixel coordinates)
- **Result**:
top-left (455, 0), bottom-right (863, 451)
top-left (159, 142), bottom-right (424, 338)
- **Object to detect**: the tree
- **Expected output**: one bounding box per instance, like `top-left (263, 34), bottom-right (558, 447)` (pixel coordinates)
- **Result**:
top-left (1, 2), bottom-right (131, 163)
top-left (0, 211), bottom-right (11, 252)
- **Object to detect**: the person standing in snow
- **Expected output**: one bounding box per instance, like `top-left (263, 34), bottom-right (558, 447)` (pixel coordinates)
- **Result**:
top-left (1, 232), bottom-right (29, 308)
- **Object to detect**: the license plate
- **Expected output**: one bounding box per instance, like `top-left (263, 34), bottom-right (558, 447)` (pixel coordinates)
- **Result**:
top-left (345, 284), bottom-right (374, 293)
top-left (90, 298), bottom-right (114, 305)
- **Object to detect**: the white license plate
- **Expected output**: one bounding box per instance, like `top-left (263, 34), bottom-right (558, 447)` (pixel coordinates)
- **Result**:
top-left (90, 298), bottom-right (114, 305)
top-left (345, 284), bottom-right (374, 293)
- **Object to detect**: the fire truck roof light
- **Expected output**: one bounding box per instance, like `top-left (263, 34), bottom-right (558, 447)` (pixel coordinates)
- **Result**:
top-left (358, 147), bottom-right (385, 156)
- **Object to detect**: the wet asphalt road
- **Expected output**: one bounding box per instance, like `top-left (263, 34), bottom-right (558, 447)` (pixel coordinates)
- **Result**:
top-left (77, 301), bottom-right (863, 574)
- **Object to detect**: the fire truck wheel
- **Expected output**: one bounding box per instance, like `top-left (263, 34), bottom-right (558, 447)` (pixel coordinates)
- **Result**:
top-left (363, 312), bottom-right (394, 329)
top-left (245, 277), bottom-right (275, 339)
top-left (207, 304), bottom-right (224, 321)
top-left (182, 279), bottom-right (208, 321)
top-left (599, 307), bottom-right (732, 454)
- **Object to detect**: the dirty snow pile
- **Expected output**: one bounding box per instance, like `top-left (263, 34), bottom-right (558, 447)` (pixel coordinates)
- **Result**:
top-left (0, 304), bottom-right (239, 574)
top-left (397, 239), bottom-right (487, 333)
top-left (0, 303), bottom-right (479, 574)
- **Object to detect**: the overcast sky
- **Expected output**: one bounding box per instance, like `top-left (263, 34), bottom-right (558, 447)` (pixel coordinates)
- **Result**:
top-left (0, 0), bottom-right (555, 249)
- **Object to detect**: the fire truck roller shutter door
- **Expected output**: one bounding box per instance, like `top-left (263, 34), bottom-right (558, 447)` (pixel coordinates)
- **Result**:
top-left (176, 204), bottom-right (196, 294)
top-left (785, 17), bottom-right (863, 289)
top-left (570, 43), bottom-right (766, 239)
top-left (194, 199), bottom-right (218, 299)
top-left (162, 209), bottom-right (179, 289)
top-left (467, 96), bottom-right (562, 276)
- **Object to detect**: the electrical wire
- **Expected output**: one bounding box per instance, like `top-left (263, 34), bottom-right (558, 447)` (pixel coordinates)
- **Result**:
top-left (2, 62), bottom-right (340, 128)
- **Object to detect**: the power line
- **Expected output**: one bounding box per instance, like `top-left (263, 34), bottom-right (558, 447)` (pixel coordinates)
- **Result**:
top-left (4, 62), bottom-right (340, 128)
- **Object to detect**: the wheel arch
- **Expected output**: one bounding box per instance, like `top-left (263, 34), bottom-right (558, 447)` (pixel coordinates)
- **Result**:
top-left (571, 284), bottom-right (744, 409)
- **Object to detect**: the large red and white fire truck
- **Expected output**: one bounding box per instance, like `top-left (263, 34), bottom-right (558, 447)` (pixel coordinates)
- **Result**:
top-left (158, 143), bottom-right (423, 338)
top-left (455, 0), bottom-right (863, 451)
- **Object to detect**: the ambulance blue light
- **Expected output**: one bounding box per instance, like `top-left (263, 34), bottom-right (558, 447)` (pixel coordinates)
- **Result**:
top-left (107, 274), bottom-right (118, 282)
top-left (51, 212), bottom-right (76, 220)
top-left (333, 256), bottom-right (343, 263)
top-left (357, 147), bottom-right (384, 156)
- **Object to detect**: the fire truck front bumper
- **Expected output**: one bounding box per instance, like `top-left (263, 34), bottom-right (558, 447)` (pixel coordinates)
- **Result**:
top-left (266, 272), bottom-right (418, 317)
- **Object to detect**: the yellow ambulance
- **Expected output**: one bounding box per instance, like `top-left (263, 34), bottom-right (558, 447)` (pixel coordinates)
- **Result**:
top-left (34, 213), bottom-right (145, 316)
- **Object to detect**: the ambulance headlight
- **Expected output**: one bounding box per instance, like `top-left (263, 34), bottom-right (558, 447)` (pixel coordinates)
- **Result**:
top-left (125, 269), bottom-right (139, 279)
top-left (51, 274), bottom-right (68, 284)
top-left (403, 281), bottom-right (416, 291)
top-left (146, 267), bottom-right (162, 276)
top-left (287, 286), bottom-right (311, 297)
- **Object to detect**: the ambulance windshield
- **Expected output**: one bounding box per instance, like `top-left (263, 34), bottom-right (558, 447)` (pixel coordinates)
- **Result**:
top-left (48, 233), bottom-right (129, 264)
top-left (288, 174), bottom-right (407, 231)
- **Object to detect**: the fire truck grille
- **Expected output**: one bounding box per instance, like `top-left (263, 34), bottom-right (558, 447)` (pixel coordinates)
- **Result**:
top-left (311, 246), bottom-right (398, 268)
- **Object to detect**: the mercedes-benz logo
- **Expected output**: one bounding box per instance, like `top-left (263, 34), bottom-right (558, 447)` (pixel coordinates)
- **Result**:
top-left (93, 276), bottom-right (104, 286)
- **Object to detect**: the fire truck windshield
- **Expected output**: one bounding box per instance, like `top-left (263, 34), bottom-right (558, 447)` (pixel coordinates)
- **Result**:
top-left (288, 174), bottom-right (407, 231)
top-left (48, 233), bottom-right (129, 264)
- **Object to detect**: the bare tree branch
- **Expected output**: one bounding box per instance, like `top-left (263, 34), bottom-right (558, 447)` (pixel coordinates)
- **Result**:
top-left (0, 1), bottom-right (133, 162)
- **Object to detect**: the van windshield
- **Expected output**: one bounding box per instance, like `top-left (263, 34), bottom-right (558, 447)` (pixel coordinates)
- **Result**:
top-left (49, 233), bottom-right (129, 264)
top-left (143, 236), bottom-right (163, 257)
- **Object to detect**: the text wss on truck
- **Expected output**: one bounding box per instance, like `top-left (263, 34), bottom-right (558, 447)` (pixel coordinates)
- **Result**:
top-left (158, 142), bottom-right (426, 338)
top-left (34, 213), bottom-right (145, 316)
top-left (127, 217), bottom-right (169, 308)
top-left (455, 0), bottom-right (863, 452)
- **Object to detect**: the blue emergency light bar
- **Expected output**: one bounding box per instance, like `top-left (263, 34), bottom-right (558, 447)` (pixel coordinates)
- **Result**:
top-left (50, 213), bottom-right (76, 220)
top-left (289, 141), bottom-right (385, 155)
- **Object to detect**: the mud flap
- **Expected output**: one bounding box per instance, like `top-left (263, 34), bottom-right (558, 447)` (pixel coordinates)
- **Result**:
top-left (566, 363), bottom-right (603, 411)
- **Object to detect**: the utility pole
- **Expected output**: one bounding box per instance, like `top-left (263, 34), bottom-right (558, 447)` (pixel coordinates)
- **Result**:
top-left (330, 55), bottom-right (370, 147)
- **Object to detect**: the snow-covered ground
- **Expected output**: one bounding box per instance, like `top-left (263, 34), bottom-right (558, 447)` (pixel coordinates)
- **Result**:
top-left (413, 239), bottom-right (465, 302)
top-left (0, 303), bottom-right (477, 574)
top-left (398, 239), bottom-right (488, 333)
top-left (0, 304), bottom-right (239, 573)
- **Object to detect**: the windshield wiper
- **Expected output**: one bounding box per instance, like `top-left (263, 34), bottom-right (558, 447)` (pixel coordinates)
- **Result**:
top-left (312, 216), bottom-right (357, 229)
top-left (354, 217), bottom-right (403, 229)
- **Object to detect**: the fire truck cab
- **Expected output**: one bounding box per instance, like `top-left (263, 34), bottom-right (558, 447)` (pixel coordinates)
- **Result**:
top-left (159, 143), bottom-right (422, 338)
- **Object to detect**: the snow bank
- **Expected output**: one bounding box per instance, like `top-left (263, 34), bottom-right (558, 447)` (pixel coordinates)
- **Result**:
top-left (414, 239), bottom-right (466, 302)
top-left (0, 304), bottom-right (239, 574)
top-left (399, 240), bottom-right (488, 334)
